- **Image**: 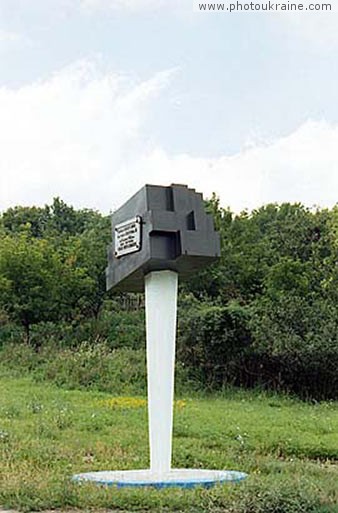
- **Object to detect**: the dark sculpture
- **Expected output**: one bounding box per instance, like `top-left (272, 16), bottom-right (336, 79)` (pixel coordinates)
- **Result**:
top-left (106, 184), bottom-right (220, 292)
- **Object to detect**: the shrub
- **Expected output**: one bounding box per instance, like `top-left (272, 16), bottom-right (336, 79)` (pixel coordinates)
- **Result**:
top-left (247, 295), bottom-right (338, 399)
top-left (177, 297), bottom-right (252, 388)
top-left (0, 341), bottom-right (191, 395)
top-left (35, 343), bottom-right (147, 394)
top-left (25, 308), bottom-right (145, 351)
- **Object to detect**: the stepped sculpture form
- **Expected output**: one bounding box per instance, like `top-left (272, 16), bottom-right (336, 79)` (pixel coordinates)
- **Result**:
top-left (73, 184), bottom-right (247, 488)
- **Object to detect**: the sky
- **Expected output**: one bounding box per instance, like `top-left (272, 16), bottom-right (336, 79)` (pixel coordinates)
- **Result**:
top-left (0, 0), bottom-right (337, 214)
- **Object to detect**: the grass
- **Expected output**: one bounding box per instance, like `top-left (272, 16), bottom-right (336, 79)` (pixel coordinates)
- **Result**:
top-left (1, 375), bottom-right (338, 512)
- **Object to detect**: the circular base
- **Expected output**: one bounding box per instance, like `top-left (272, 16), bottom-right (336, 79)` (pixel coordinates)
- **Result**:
top-left (73, 468), bottom-right (248, 488)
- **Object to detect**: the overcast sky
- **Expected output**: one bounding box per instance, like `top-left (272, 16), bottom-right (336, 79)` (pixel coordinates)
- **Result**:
top-left (0, 0), bottom-right (337, 213)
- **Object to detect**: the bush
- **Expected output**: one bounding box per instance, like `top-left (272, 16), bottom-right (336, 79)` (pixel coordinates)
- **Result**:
top-left (25, 307), bottom-right (145, 351)
top-left (0, 342), bottom-right (146, 394)
top-left (98, 307), bottom-right (145, 349)
top-left (36, 342), bottom-right (147, 394)
top-left (0, 341), bottom-right (191, 395)
top-left (0, 322), bottom-right (22, 349)
top-left (247, 295), bottom-right (338, 399)
top-left (177, 296), bottom-right (252, 388)
top-left (175, 291), bottom-right (338, 400)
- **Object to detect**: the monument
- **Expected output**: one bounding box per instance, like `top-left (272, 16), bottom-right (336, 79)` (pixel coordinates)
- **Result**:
top-left (73, 184), bottom-right (247, 488)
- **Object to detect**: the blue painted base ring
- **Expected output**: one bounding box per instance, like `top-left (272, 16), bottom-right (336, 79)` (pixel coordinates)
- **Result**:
top-left (73, 469), bottom-right (248, 489)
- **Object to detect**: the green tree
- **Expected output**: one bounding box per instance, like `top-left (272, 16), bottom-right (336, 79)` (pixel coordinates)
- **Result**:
top-left (2, 205), bottom-right (51, 238)
top-left (1, 198), bottom-right (102, 239)
top-left (0, 233), bottom-right (93, 345)
top-left (63, 215), bottom-right (111, 319)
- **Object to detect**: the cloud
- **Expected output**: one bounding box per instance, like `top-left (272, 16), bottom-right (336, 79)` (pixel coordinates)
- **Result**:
top-left (0, 60), bottom-right (337, 215)
top-left (0, 30), bottom-right (21, 43)
top-left (0, 60), bottom-right (174, 212)
top-left (120, 119), bottom-right (338, 213)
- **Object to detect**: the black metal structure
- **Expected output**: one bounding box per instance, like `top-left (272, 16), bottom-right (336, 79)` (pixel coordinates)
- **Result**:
top-left (106, 184), bottom-right (220, 292)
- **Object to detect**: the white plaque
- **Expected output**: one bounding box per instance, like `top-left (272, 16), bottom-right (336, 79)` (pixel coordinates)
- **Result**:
top-left (115, 216), bottom-right (142, 258)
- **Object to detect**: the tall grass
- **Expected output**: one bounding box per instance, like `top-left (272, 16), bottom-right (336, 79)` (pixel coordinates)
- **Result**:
top-left (1, 373), bottom-right (338, 511)
top-left (0, 342), bottom-right (191, 395)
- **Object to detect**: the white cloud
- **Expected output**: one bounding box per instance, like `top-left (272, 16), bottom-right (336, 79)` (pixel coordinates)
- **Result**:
top-left (0, 30), bottom-right (21, 43)
top-left (121, 120), bottom-right (338, 213)
top-left (0, 60), bottom-right (337, 215)
top-left (0, 60), bottom-right (174, 212)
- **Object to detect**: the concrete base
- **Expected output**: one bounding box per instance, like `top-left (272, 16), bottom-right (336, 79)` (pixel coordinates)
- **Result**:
top-left (72, 468), bottom-right (248, 488)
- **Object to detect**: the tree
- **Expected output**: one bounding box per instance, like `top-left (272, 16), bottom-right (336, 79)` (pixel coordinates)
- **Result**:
top-left (61, 215), bottom-right (111, 320)
top-left (0, 233), bottom-right (93, 345)
top-left (1, 198), bottom-right (102, 239)
top-left (1, 205), bottom-right (51, 238)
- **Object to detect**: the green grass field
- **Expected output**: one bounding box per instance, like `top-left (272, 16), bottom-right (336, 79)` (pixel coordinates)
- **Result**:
top-left (1, 375), bottom-right (338, 512)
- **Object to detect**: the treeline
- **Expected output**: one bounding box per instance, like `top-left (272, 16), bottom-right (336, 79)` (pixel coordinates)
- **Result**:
top-left (1, 196), bottom-right (338, 399)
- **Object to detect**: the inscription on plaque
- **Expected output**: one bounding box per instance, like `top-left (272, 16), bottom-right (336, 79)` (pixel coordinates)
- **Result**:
top-left (115, 216), bottom-right (142, 258)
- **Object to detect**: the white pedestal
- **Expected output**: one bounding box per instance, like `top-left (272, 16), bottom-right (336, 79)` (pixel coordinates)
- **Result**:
top-left (73, 269), bottom-right (248, 488)
top-left (145, 270), bottom-right (178, 476)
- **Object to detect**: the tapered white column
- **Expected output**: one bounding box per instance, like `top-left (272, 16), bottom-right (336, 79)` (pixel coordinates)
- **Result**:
top-left (145, 270), bottom-right (178, 476)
